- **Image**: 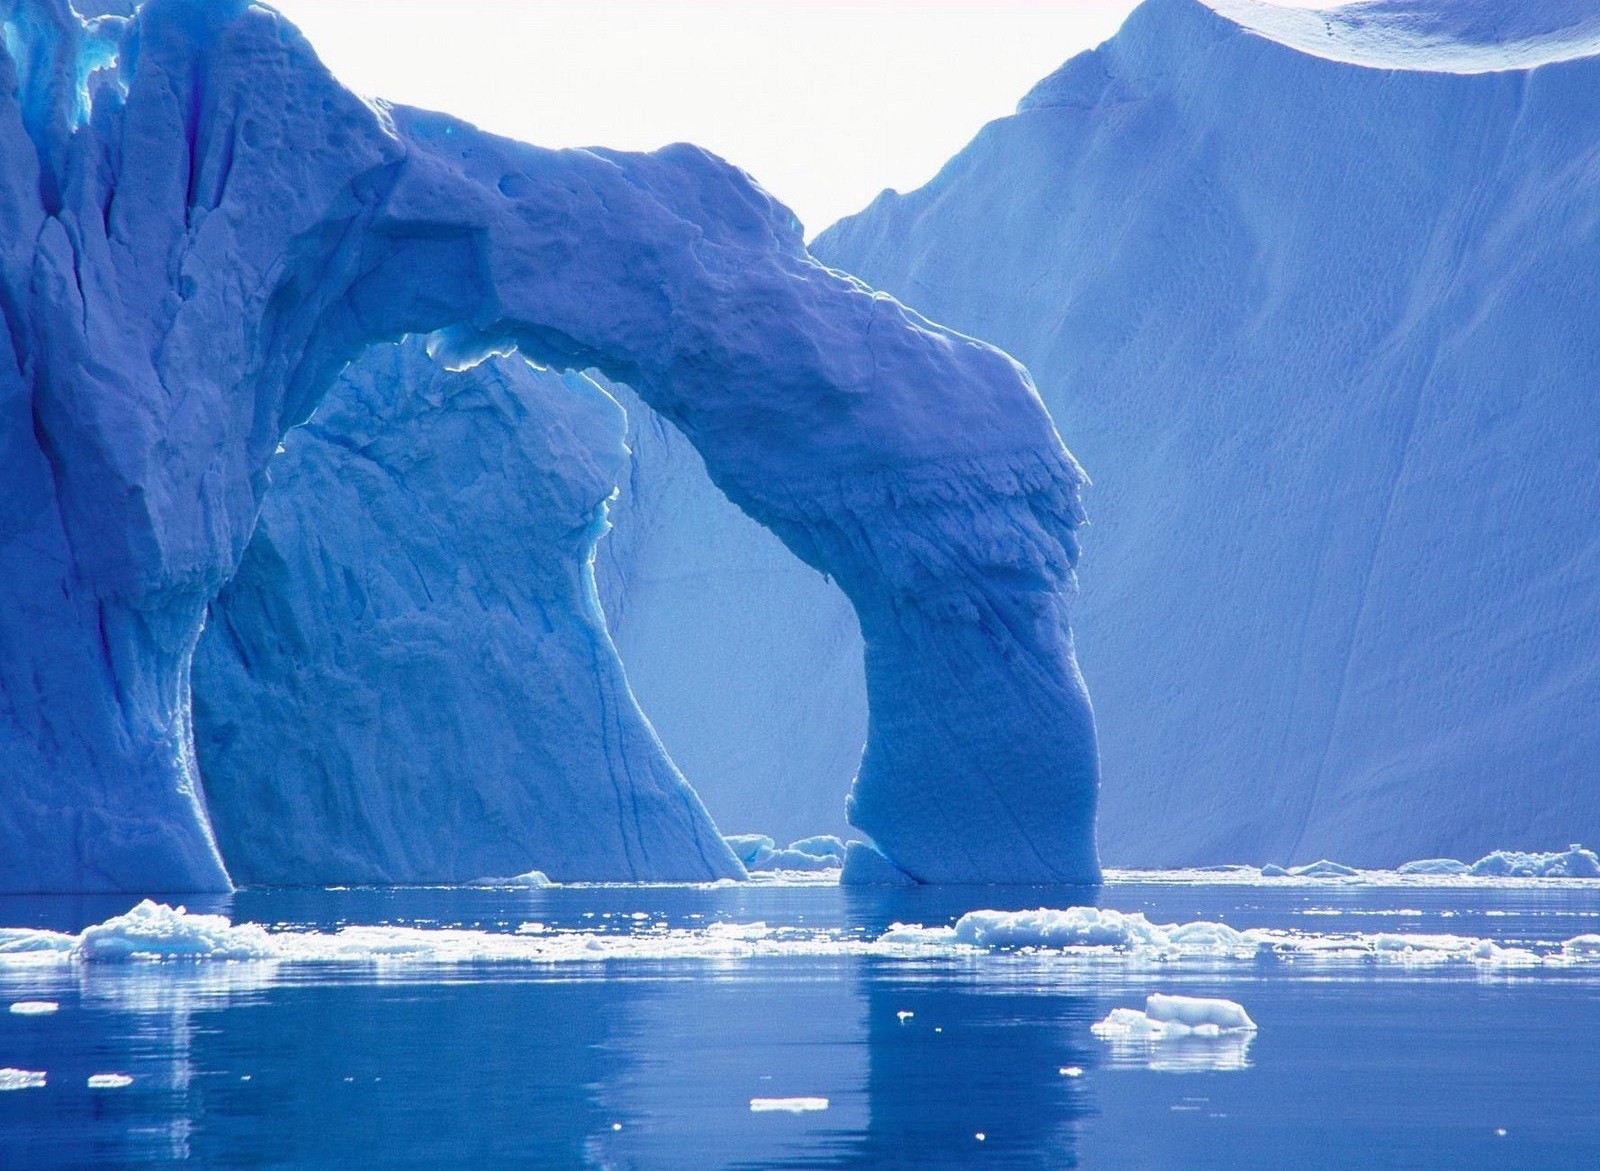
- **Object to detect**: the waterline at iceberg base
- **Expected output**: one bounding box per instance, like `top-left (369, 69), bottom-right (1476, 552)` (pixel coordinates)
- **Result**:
top-left (1, 877), bottom-right (1597, 1167)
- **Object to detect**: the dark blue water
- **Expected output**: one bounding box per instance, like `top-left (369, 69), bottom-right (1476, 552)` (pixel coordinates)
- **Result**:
top-left (1, 880), bottom-right (1597, 1169)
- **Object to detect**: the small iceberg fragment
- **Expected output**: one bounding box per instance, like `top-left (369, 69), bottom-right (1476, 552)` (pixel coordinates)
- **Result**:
top-left (1094, 994), bottom-right (1257, 1040)
top-left (788, 836), bottom-right (846, 862)
top-left (723, 835), bottom-right (777, 869)
top-left (1396, 858), bottom-right (1470, 876)
top-left (1288, 860), bottom-right (1360, 878)
top-left (1093, 995), bottom-right (1257, 1073)
top-left (1469, 845), bottom-right (1600, 878)
top-left (466, 871), bottom-right (552, 889)
top-left (840, 841), bottom-right (918, 886)
top-left (87, 1073), bottom-right (134, 1089)
top-left (1562, 935), bottom-right (1600, 959)
top-left (0, 1068), bottom-right (46, 1091)
top-left (749, 1097), bottom-right (829, 1113)
top-left (728, 833), bottom-right (845, 873)
top-left (1259, 864), bottom-right (1289, 877)
top-left (75, 900), bottom-right (277, 962)
top-left (8, 1001), bottom-right (59, 1015)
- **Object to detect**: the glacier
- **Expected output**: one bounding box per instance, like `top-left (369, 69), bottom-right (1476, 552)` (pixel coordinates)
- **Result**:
top-left (0, 0), bottom-right (1098, 891)
top-left (814, 0), bottom-right (1600, 868)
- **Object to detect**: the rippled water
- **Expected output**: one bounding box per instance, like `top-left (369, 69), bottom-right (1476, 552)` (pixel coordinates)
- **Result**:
top-left (1, 877), bottom-right (1597, 1168)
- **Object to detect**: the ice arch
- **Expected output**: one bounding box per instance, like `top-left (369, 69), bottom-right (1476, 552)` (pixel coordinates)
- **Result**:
top-left (0, 0), bottom-right (1099, 890)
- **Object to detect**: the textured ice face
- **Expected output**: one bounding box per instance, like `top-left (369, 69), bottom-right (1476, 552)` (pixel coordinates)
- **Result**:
top-left (0, 0), bottom-right (1098, 890)
top-left (190, 342), bottom-right (739, 885)
top-left (814, 0), bottom-right (1600, 868)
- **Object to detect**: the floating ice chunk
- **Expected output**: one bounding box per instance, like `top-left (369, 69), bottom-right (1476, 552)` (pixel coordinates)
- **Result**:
top-left (1289, 860), bottom-right (1360, 878)
top-left (1145, 994), bottom-right (1257, 1033)
top-left (466, 871), bottom-right (552, 889)
top-left (1093, 1007), bottom-right (1166, 1041)
top-left (787, 836), bottom-right (846, 861)
top-left (0, 928), bottom-right (76, 956)
top-left (1396, 858), bottom-right (1470, 875)
top-left (1259, 865), bottom-right (1289, 877)
top-left (87, 1073), bottom-right (133, 1089)
top-left (8, 1001), bottom-right (59, 1015)
top-left (1093, 995), bottom-right (1257, 1073)
top-left (1562, 935), bottom-right (1600, 959)
top-left (751, 849), bottom-right (842, 873)
top-left (1470, 845), bottom-right (1600, 878)
top-left (840, 841), bottom-right (918, 886)
top-left (953, 907), bottom-right (1252, 955)
top-left (0, 1069), bottom-right (46, 1091)
top-left (723, 835), bottom-right (777, 869)
top-left (749, 1097), bottom-right (829, 1113)
top-left (896, 1010), bottom-right (914, 1023)
top-left (74, 900), bottom-right (277, 962)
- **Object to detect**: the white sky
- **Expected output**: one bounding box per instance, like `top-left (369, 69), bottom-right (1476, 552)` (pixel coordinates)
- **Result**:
top-left (269, 1), bottom-right (1141, 236)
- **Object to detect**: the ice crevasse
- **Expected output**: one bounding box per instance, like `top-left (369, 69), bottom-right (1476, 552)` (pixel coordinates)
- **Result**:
top-left (0, 0), bottom-right (1099, 890)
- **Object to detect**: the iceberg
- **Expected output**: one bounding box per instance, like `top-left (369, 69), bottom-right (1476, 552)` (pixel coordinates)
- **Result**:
top-left (815, 0), bottom-right (1600, 868)
top-left (0, 0), bottom-right (1098, 890)
top-left (1092, 994), bottom-right (1257, 1040)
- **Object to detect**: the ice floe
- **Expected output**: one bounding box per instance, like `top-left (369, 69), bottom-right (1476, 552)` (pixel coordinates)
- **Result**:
top-left (0, 901), bottom-right (1594, 980)
top-left (749, 1097), bottom-right (829, 1113)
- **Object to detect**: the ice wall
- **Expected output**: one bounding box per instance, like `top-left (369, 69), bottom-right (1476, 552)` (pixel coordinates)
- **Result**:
top-left (190, 341), bottom-right (736, 884)
top-left (0, 0), bottom-right (1098, 890)
top-left (815, 0), bottom-right (1600, 867)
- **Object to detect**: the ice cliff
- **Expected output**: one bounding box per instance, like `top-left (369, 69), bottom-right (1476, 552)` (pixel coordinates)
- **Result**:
top-left (815, 0), bottom-right (1600, 866)
top-left (0, 0), bottom-right (1098, 890)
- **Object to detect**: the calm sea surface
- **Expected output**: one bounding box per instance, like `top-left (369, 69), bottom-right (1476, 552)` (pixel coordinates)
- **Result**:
top-left (1, 878), bottom-right (1596, 1169)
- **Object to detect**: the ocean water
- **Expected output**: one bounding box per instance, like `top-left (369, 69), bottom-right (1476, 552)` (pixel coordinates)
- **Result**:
top-left (1, 877), bottom-right (1597, 1169)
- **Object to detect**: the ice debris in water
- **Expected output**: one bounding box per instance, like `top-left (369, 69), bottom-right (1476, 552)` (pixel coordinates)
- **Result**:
top-left (76, 900), bottom-right (277, 962)
top-left (8, 1001), bottom-right (58, 1014)
top-left (0, 901), bottom-right (1597, 973)
top-left (1093, 994), bottom-right (1257, 1040)
top-left (1252, 845), bottom-right (1600, 880)
top-left (1289, 860), bottom-right (1360, 878)
top-left (1396, 859), bottom-right (1471, 876)
top-left (0, 1069), bottom-right (46, 1091)
top-left (1469, 845), bottom-right (1600, 878)
top-left (87, 1073), bottom-right (134, 1089)
top-left (465, 871), bottom-right (553, 889)
top-left (750, 1097), bottom-right (829, 1113)
top-left (724, 834), bottom-right (845, 873)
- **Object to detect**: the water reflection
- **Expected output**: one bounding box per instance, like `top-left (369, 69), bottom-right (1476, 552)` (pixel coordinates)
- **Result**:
top-left (828, 884), bottom-right (1104, 1168)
